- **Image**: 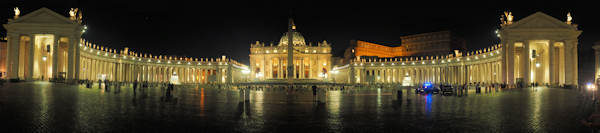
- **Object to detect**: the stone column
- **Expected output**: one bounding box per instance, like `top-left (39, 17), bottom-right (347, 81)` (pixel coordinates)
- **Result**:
top-left (202, 68), bottom-right (206, 84)
top-left (26, 34), bottom-right (35, 81)
top-left (113, 63), bottom-right (118, 82)
top-left (572, 42), bottom-right (579, 86)
top-left (11, 35), bottom-right (21, 79)
top-left (564, 41), bottom-right (573, 85)
top-left (74, 37), bottom-right (81, 82)
top-left (66, 36), bottom-right (75, 83)
top-left (392, 68), bottom-right (396, 84)
top-left (523, 40), bottom-right (530, 86)
top-left (227, 64), bottom-right (233, 83)
top-left (506, 41), bottom-right (515, 85)
top-left (216, 64), bottom-right (220, 84)
top-left (278, 59), bottom-right (282, 79)
top-left (300, 58), bottom-right (304, 78)
top-left (375, 69), bottom-right (379, 83)
top-left (549, 40), bottom-right (556, 85)
top-left (350, 63), bottom-right (356, 84)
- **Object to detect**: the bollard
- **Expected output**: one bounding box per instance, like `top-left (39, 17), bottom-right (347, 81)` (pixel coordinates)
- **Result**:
top-left (318, 90), bottom-right (326, 103)
top-left (239, 89), bottom-right (244, 102)
top-left (406, 88), bottom-right (411, 102)
top-left (245, 89), bottom-right (250, 102)
top-left (485, 86), bottom-right (488, 93)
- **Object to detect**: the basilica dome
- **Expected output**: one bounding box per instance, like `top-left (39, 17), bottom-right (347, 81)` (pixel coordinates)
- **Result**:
top-left (278, 31), bottom-right (306, 46)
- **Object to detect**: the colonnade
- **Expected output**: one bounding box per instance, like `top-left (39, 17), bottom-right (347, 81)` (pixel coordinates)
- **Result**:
top-left (334, 45), bottom-right (504, 85)
top-left (255, 57), bottom-right (328, 79)
top-left (349, 61), bottom-right (501, 85)
top-left (79, 57), bottom-right (230, 84)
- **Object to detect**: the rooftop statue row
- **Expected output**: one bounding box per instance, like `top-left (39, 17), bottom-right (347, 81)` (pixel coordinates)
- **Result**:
top-left (81, 39), bottom-right (247, 67)
top-left (12, 7), bottom-right (82, 22)
top-left (251, 40), bottom-right (330, 47)
top-left (501, 11), bottom-right (573, 27)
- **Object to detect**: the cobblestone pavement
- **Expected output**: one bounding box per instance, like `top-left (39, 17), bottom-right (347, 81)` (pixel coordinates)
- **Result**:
top-left (0, 82), bottom-right (595, 132)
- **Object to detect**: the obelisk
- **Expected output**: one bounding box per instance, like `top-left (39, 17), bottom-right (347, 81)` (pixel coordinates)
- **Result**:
top-left (287, 18), bottom-right (294, 85)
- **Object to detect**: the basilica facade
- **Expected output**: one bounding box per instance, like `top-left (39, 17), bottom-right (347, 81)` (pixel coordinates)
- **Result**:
top-left (249, 30), bottom-right (332, 83)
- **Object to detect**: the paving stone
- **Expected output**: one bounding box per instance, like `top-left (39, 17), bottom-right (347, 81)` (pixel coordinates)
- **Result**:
top-left (0, 82), bottom-right (595, 132)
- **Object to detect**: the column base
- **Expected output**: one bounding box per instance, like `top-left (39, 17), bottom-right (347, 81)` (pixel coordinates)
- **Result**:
top-left (26, 78), bottom-right (34, 82)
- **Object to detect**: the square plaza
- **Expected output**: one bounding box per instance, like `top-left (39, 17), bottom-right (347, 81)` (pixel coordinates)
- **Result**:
top-left (2, 2), bottom-right (600, 132)
top-left (0, 83), bottom-right (595, 132)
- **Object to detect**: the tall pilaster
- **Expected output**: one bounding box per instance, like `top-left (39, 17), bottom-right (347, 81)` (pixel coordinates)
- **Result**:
top-left (548, 40), bottom-right (555, 85)
top-left (5, 35), bottom-right (12, 79)
top-left (10, 35), bottom-right (20, 79)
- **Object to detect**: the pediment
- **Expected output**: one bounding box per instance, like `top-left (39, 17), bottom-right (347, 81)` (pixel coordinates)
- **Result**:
top-left (11, 7), bottom-right (76, 25)
top-left (506, 12), bottom-right (574, 29)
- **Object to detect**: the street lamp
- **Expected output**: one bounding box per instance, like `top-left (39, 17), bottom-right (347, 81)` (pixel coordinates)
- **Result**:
top-left (241, 69), bottom-right (250, 82)
top-left (332, 70), bottom-right (339, 83)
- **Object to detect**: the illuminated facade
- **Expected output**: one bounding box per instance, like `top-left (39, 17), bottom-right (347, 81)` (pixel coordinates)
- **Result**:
top-left (351, 31), bottom-right (466, 58)
top-left (249, 30), bottom-right (333, 83)
top-left (3, 7), bottom-right (248, 84)
top-left (1, 8), bottom-right (582, 87)
top-left (333, 12), bottom-right (581, 87)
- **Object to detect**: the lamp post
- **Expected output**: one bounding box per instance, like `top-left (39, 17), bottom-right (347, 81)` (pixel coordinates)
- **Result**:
top-left (242, 69), bottom-right (250, 83)
top-left (332, 70), bottom-right (339, 84)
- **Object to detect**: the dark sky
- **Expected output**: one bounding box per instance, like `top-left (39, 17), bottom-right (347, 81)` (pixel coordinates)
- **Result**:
top-left (2, 1), bottom-right (600, 65)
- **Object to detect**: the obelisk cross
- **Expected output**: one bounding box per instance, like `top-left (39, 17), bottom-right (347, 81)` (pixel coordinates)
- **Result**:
top-left (287, 18), bottom-right (294, 85)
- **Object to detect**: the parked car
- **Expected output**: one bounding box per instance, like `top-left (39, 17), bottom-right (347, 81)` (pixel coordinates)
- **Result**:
top-left (415, 83), bottom-right (440, 93)
top-left (441, 85), bottom-right (453, 94)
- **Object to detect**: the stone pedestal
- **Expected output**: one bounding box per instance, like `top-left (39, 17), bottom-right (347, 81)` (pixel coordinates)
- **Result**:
top-left (318, 90), bottom-right (326, 103)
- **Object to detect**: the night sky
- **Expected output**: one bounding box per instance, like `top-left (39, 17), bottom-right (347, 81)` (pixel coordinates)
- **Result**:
top-left (2, 1), bottom-right (600, 66)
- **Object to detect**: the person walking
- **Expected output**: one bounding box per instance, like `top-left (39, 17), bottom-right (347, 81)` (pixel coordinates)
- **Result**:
top-left (133, 80), bottom-right (138, 95)
top-left (312, 84), bottom-right (317, 101)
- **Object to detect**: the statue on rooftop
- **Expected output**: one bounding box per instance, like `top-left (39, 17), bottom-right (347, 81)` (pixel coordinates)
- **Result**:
top-left (504, 11), bottom-right (513, 22)
top-left (78, 11), bottom-right (82, 20)
top-left (567, 12), bottom-right (572, 22)
top-left (69, 8), bottom-right (78, 20)
top-left (14, 7), bottom-right (20, 17)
